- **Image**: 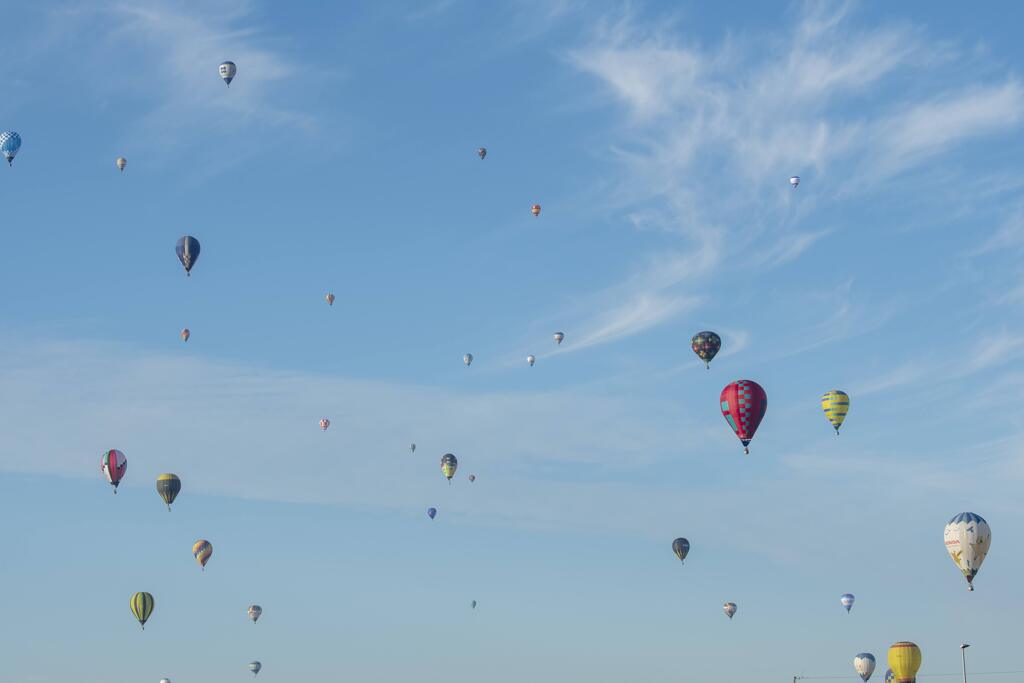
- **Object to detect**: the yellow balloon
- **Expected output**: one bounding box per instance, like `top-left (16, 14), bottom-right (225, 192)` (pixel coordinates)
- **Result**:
top-left (887, 642), bottom-right (921, 682)
top-left (821, 390), bottom-right (850, 434)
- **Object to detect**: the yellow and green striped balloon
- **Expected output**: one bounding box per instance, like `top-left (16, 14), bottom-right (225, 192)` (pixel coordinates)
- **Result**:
top-left (821, 390), bottom-right (850, 434)
top-left (130, 591), bottom-right (154, 629)
top-left (156, 473), bottom-right (181, 511)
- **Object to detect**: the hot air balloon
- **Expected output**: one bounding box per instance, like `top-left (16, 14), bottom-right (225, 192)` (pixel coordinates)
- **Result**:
top-left (840, 593), bottom-right (855, 613)
top-left (723, 602), bottom-right (737, 619)
top-left (789, 175), bottom-right (800, 188)
top-left (410, 443), bottom-right (416, 453)
top-left (160, 679), bottom-right (171, 683)
top-left (441, 453), bottom-right (458, 482)
top-left (553, 332), bottom-right (564, 345)
top-left (116, 157), bottom-right (127, 172)
top-left (156, 473), bottom-right (181, 511)
top-left (181, 328), bottom-right (190, 342)
top-left (887, 642), bottom-right (921, 683)
top-left (944, 512), bottom-right (991, 591)
top-left (193, 539), bottom-right (212, 570)
top-left (131, 591), bottom-right (154, 629)
top-left (175, 236), bottom-right (200, 276)
top-left (531, 204), bottom-right (541, 217)
top-left (102, 449), bottom-right (127, 493)
top-left (885, 670), bottom-right (894, 683)
top-left (464, 353), bottom-right (473, 367)
top-left (427, 507), bottom-right (437, 520)
top-left (320, 418), bottom-right (330, 431)
top-left (248, 605), bottom-right (262, 623)
top-left (672, 537), bottom-right (690, 564)
top-left (471, 600), bottom-right (477, 608)
top-left (0, 131), bottom-right (21, 165)
top-left (249, 661), bottom-right (261, 676)
top-left (854, 653), bottom-right (876, 682)
top-left (477, 147), bottom-right (487, 159)
top-left (720, 380), bottom-right (767, 454)
top-left (219, 61), bottom-right (237, 86)
top-left (822, 390), bottom-right (850, 434)
top-left (325, 293), bottom-right (335, 306)
top-left (468, 474), bottom-right (476, 482)
top-left (691, 331), bottom-right (722, 369)
top-left (527, 355), bottom-right (536, 366)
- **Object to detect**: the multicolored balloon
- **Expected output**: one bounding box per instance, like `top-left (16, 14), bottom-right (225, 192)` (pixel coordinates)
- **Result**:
top-left (102, 449), bottom-right (127, 493)
top-left (553, 332), bottom-right (564, 345)
top-left (691, 331), bottom-right (721, 369)
top-left (181, 328), bottom-right (190, 342)
top-left (192, 539), bottom-right (213, 570)
top-left (840, 593), bottom-right (855, 613)
top-left (822, 390), bottom-right (850, 434)
top-left (884, 669), bottom-right (894, 683)
top-left (944, 512), bottom-right (991, 591)
top-left (427, 507), bottom-right (437, 520)
top-left (248, 605), bottom-right (262, 623)
top-left (854, 653), bottom-right (876, 682)
top-left (441, 453), bottom-right (458, 482)
top-left (531, 204), bottom-right (541, 217)
top-left (175, 236), bottom-right (200, 276)
top-left (131, 591), bottom-right (154, 629)
top-left (720, 380), bottom-right (767, 454)
top-left (219, 61), bottom-right (237, 86)
top-left (249, 661), bottom-right (261, 676)
top-left (116, 157), bottom-right (127, 172)
top-left (723, 602), bottom-right (737, 619)
top-left (0, 131), bottom-right (21, 165)
top-left (887, 642), bottom-right (921, 683)
top-left (325, 293), bottom-right (335, 306)
top-left (320, 418), bottom-right (330, 431)
top-left (527, 355), bottom-right (536, 366)
top-left (156, 473), bottom-right (181, 511)
top-left (672, 538), bottom-right (690, 564)
top-left (477, 147), bottom-right (487, 160)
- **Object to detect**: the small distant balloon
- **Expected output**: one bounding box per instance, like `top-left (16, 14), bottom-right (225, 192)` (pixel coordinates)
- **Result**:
top-left (192, 539), bottom-right (213, 570)
top-left (249, 661), bottom-right (261, 677)
top-left (427, 507), bottom-right (437, 520)
top-left (672, 537), bottom-right (690, 564)
top-left (531, 204), bottom-right (541, 217)
top-left (854, 653), bottom-right (876, 682)
top-left (468, 474), bottom-right (476, 482)
top-left (102, 449), bottom-right (127, 493)
top-left (410, 443), bottom-right (416, 453)
top-left (181, 328), bottom-right (190, 342)
top-left (477, 147), bottom-right (487, 160)
top-left (325, 293), bottom-right (335, 306)
top-left (0, 131), bottom-right (21, 165)
top-left (175, 236), bottom-right (200, 276)
top-left (789, 175), bottom-right (800, 188)
top-left (320, 418), bottom-right (330, 431)
top-left (822, 390), bottom-right (850, 434)
top-left (884, 670), bottom-right (894, 683)
top-left (219, 61), bottom-right (237, 86)
top-left (471, 599), bottom-right (477, 608)
top-left (248, 605), bottom-right (262, 623)
top-left (723, 602), bottom-right (737, 619)
top-left (527, 355), bottom-right (536, 366)
top-left (840, 593), bottom-right (855, 613)
top-left (441, 453), bottom-right (458, 482)
top-left (116, 157), bottom-right (127, 172)
top-left (156, 473), bottom-right (181, 511)
top-left (691, 331), bottom-right (721, 369)
top-left (553, 332), bottom-right (564, 345)
top-left (160, 679), bottom-right (171, 683)
top-left (131, 591), bottom-right (154, 629)
top-left (463, 353), bottom-right (473, 367)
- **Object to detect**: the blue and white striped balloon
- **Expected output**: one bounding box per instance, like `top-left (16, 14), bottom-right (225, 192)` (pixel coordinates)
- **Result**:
top-left (0, 131), bottom-right (21, 165)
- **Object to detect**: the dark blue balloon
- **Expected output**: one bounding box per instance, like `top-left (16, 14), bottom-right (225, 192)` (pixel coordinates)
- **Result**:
top-left (427, 507), bottom-right (437, 519)
top-left (175, 236), bottom-right (201, 276)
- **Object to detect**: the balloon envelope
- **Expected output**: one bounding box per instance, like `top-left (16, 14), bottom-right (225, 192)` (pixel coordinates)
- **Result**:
top-left (0, 131), bottom-right (21, 165)
top-left (720, 380), bottom-right (767, 453)
top-left (320, 418), bottom-right (330, 431)
top-left (854, 653), bottom-right (876, 682)
top-left (101, 449), bottom-right (127, 491)
top-left (477, 147), bottom-right (487, 159)
top-left (248, 605), bottom-right (262, 623)
top-left (723, 602), bottom-right (737, 619)
top-left (691, 331), bottom-right (721, 368)
top-left (463, 353), bottom-right (473, 366)
top-left (840, 593), bottom-right (855, 612)
top-left (944, 512), bottom-right (991, 590)
top-left (175, 236), bottom-right (200, 275)
top-left (219, 61), bottom-right (237, 85)
top-left (326, 293), bottom-right (335, 306)
top-left (427, 507), bottom-right (437, 519)
top-left (527, 355), bottom-right (535, 366)
top-left (156, 473), bottom-right (181, 510)
top-left (554, 332), bottom-right (564, 345)
top-left (192, 539), bottom-right (213, 569)
top-left (249, 661), bottom-right (261, 676)
top-left (130, 591), bottom-right (154, 629)
top-left (887, 642), bottom-right (921, 683)
top-left (789, 175), bottom-right (800, 187)
top-left (181, 328), bottom-right (190, 342)
top-left (531, 204), bottom-right (541, 216)
top-left (116, 157), bottom-right (126, 171)
top-left (441, 453), bottom-right (458, 480)
top-left (468, 474), bottom-right (476, 482)
top-left (822, 390), bottom-right (850, 434)
top-left (672, 537), bottom-right (690, 563)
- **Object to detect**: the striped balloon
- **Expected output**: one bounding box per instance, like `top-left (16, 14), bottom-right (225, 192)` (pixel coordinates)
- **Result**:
top-left (720, 380), bottom-right (767, 454)
top-left (887, 642), bottom-right (921, 683)
top-left (192, 539), bottom-right (213, 570)
top-left (822, 390), bottom-right (850, 434)
top-left (130, 591), bottom-right (154, 629)
top-left (101, 449), bottom-right (127, 492)
top-left (156, 473), bottom-right (181, 511)
top-left (175, 236), bottom-right (201, 276)
top-left (249, 661), bottom-right (261, 676)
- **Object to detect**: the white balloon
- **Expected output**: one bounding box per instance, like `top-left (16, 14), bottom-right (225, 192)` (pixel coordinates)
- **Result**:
top-left (944, 512), bottom-right (991, 591)
top-left (854, 653), bottom-right (876, 682)
top-left (789, 175), bottom-right (800, 188)
top-left (527, 355), bottom-right (536, 366)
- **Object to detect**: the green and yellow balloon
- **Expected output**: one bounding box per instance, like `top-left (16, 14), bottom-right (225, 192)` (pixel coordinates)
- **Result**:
top-left (821, 390), bottom-right (850, 434)
top-left (131, 591), bottom-right (154, 629)
top-left (156, 473), bottom-right (181, 511)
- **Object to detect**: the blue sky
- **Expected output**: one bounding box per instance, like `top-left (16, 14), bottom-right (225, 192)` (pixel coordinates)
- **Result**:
top-left (1, 1), bottom-right (1023, 681)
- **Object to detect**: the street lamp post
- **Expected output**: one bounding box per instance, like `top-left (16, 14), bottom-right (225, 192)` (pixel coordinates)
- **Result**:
top-left (960, 643), bottom-right (970, 683)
